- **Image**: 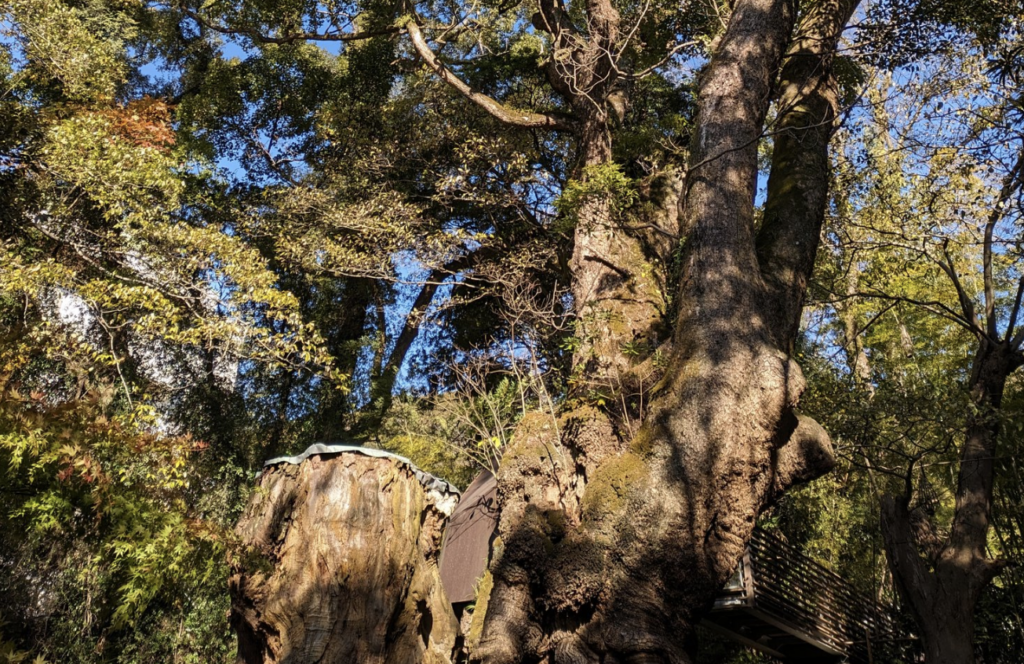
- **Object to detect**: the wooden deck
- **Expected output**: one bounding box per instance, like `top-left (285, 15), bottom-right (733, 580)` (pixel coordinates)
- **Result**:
top-left (704, 528), bottom-right (911, 662)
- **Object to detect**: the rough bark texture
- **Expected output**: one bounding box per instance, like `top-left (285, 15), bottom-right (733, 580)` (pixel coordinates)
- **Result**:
top-left (756, 0), bottom-right (861, 348)
top-left (229, 453), bottom-right (460, 664)
top-left (554, 0), bottom-right (670, 388)
top-left (881, 339), bottom-right (1022, 664)
top-left (472, 1), bottom-right (857, 662)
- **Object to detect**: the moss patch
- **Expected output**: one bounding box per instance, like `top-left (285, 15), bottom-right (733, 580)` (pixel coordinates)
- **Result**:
top-left (628, 427), bottom-right (656, 458)
top-left (581, 452), bottom-right (647, 525)
top-left (501, 411), bottom-right (558, 465)
top-left (466, 570), bottom-right (494, 652)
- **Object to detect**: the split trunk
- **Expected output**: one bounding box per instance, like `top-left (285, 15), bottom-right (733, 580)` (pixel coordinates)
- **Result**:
top-left (882, 339), bottom-right (1021, 664)
top-left (475, 0), bottom-right (857, 662)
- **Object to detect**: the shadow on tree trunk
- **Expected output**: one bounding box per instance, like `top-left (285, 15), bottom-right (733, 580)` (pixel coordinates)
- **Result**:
top-left (229, 451), bottom-right (461, 664)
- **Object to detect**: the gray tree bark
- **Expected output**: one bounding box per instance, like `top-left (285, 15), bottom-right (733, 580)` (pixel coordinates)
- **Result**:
top-left (882, 339), bottom-right (1021, 664)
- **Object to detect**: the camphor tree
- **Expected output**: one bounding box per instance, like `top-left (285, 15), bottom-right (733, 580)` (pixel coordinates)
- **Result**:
top-left (4, 0), bottom-right (1024, 662)
top-left (189, 0), bottom-right (864, 660)
top-left (469, 0), bottom-right (861, 660)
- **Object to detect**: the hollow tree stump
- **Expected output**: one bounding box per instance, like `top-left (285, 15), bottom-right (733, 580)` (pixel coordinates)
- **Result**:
top-left (229, 447), bottom-right (461, 664)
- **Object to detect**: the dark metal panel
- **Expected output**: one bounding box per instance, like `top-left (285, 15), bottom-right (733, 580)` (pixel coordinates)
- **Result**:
top-left (439, 470), bottom-right (499, 603)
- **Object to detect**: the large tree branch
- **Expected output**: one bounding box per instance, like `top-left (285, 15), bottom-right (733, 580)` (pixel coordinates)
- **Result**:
top-left (404, 19), bottom-right (574, 131)
top-left (835, 289), bottom-right (981, 336)
top-left (1011, 314), bottom-right (1024, 349)
top-left (769, 414), bottom-right (836, 503)
top-left (880, 494), bottom-right (938, 616)
top-left (937, 241), bottom-right (985, 336)
top-left (755, 0), bottom-right (861, 349)
top-left (677, 0), bottom-right (797, 282)
top-left (1006, 274), bottom-right (1024, 344)
top-left (947, 342), bottom-right (1016, 563)
top-left (983, 149), bottom-right (1024, 340)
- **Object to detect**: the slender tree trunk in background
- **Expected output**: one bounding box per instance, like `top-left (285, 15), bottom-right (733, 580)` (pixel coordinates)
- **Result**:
top-left (881, 340), bottom-right (1020, 664)
top-left (475, 1), bottom-right (856, 662)
top-left (364, 252), bottom-right (482, 433)
top-left (229, 453), bottom-right (461, 664)
top-left (879, 142), bottom-right (1024, 664)
top-left (269, 371), bottom-right (295, 453)
top-left (839, 265), bottom-right (875, 392)
top-left (364, 270), bottom-right (446, 432)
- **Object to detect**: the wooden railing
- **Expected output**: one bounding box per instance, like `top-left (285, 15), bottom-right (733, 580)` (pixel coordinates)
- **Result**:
top-left (746, 528), bottom-right (910, 662)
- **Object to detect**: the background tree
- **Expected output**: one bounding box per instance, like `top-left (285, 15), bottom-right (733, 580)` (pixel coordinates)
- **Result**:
top-left (796, 23), bottom-right (1024, 661)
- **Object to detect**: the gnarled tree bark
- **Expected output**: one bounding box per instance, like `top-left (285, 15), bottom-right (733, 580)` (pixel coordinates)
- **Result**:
top-left (229, 451), bottom-right (461, 664)
top-left (474, 0), bottom-right (858, 662)
top-left (228, 0), bottom-right (859, 660)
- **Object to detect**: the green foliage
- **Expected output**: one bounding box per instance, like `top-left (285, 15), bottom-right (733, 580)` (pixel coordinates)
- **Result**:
top-left (375, 371), bottom-right (552, 488)
top-left (555, 163), bottom-right (638, 230)
top-left (0, 622), bottom-right (45, 664)
top-left (769, 38), bottom-right (1024, 661)
top-left (7, 0), bottom-right (134, 102)
top-left (0, 1), bottom-right (349, 659)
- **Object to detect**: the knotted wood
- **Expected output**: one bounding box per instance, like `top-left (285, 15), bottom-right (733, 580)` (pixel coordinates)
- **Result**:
top-left (229, 452), bottom-right (460, 664)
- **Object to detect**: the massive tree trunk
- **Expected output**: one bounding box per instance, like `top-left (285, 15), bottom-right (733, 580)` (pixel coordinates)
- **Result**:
top-left (881, 339), bottom-right (1021, 664)
top-left (474, 1), bottom-right (857, 662)
top-left (229, 450), bottom-right (461, 664)
top-left (227, 0), bottom-right (858, 661)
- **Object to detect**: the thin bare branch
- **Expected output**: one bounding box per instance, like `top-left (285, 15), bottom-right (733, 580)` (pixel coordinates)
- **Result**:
top-left (937, 241), bottom-right (984, 337)
top-left (843, 289), bottom-right (982, 336)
